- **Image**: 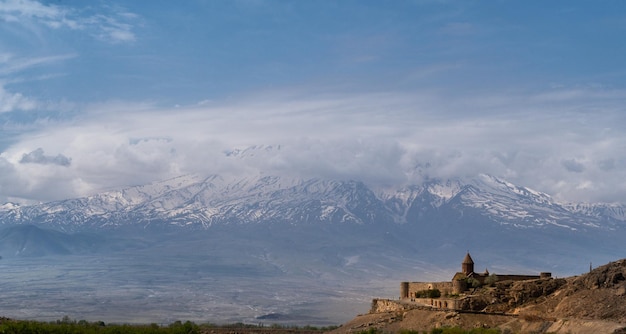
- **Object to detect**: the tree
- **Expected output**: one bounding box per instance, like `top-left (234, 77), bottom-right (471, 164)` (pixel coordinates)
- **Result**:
top-left (484, 274), bottom-right (499, 287)
top-left (467, 277), bottom-right (481, 289)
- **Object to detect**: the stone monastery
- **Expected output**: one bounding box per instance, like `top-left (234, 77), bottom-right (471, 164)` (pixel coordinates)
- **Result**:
top-left (398, 253), bottom-right (551, 309)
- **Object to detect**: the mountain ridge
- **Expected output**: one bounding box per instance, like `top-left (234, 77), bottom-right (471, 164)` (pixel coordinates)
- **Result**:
top-left (0, 173), bottom-right (624, 234)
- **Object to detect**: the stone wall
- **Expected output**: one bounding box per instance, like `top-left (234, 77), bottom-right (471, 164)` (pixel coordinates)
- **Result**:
top-left (371, 297), bottom-right (462, 314)
top-left (401, 274), bottom-right (552, 299)
top-left (401, 281), bottom-right (454, 298)
top-left (370, 299), bottom-right (408, 313)
top-left (496, 275), bottom-right (541, 282)
top-left (415, 298), bottom-right (460, 310)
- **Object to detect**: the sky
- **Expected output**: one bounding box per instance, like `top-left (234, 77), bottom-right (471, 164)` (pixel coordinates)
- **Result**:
top-left (1, 0), bottom-right (626, 204)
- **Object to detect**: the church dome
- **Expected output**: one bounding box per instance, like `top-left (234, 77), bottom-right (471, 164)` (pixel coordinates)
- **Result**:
top-left (463, 252), bottom-right (474, 264)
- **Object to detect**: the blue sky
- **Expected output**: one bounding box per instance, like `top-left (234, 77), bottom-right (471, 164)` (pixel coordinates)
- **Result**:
top-left (1, 0), bottom-right (626, 204)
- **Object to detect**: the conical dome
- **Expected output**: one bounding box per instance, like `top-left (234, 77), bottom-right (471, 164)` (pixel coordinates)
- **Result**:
top-left (463, 252), bottom-right (474, 264)
top-left (462, 252), bottom-right (474, 275)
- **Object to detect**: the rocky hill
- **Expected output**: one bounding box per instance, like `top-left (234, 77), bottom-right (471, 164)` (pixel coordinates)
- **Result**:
top-left (333, 259), bottom-right (626, 334)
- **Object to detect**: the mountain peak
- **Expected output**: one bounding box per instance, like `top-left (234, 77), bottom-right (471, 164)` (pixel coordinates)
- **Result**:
top-left (224, 144), bottom-right (282, 158)
top-left (0, 174), bottom-right (624, 233)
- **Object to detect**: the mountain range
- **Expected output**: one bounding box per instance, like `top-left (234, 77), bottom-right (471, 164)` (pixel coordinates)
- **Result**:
top-left (1, 173), bottom-right (625, 233)
top-left (1, 171), bottom-right (625, 324)
top-left (0, 172), bottom-right (624, 270)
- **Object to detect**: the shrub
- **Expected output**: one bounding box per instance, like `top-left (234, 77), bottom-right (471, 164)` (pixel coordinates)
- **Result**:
top-left (466, 278), bottom-right (482, 289)
top-left (398, 330), bottom-right (421, 334)
top-left (484, 274), bottom-right (499, 287)
top-left (429, 327), bottom-right (501, 334)
top-left (415, 289), bottom-right (441, 298)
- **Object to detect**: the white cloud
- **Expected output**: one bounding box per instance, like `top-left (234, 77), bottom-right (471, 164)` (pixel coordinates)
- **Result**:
top-left (0, 156), bottom-right (25, 203)
top-left (1, 86), bottom-right (626, 204)
top-left (0, 53), bottom-right (77, 76)
top-left (0, 83), bottom-right (37, 112)
top-left (0, 54), bottom-right (77, 113)
top-left (0, 0), bottom-right (64, 20)
top-left (84, 13), bottom-right (137, 43)
top-left (0, 0), bottom-right (138, 44)
top-left (562, 159), bottom-right (585, 173)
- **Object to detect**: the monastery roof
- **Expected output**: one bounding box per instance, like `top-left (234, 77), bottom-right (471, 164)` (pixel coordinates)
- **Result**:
top-left (468, 272), bottom-right (488, 278)
top-left (452, 272), bottom-right (467, 281)
top-left (463, 252), bottom-right (474, 264)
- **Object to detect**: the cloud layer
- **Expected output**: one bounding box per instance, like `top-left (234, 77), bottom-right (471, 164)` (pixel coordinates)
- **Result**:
top-left (0, 87), bottom-right (625, 204)
top-left (1, 1), bottom-right (625, 205)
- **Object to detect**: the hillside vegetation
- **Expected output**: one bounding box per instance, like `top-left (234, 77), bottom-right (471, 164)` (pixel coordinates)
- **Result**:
top-left (0, 318), bottom-right (330, 334)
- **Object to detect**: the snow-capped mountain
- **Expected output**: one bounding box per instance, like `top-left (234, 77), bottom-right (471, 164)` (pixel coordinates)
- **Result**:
top-left (2, 171), bottom-right (623, 326)
top-left (0, 173), bottom-right (624, 234)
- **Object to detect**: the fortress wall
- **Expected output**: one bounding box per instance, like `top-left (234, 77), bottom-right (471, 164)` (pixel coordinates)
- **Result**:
top-left (416, 298), bottom-right (460, 310)
top-left (405, 282), bottom-right (454, 298)
top-left (400, 282), bottom-right (409, 298)
top-left (371, 297), bottom-right (461, 314)
top-left (402, 275), bottom-right (547, 300)
top-left (370, 299), bottom-right (408, 313)
top-left (496, 275), bottom-right (541, 282)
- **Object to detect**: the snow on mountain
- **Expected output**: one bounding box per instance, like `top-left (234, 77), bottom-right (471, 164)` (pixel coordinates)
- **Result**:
top-left (224, 144), bottom-right (281, 158)
top-left (376, 174), bottom-right (626, 232)
top-left (1, 173), bottom-right (625, 235)
top-left (0, 174), bottom-right (398, 230)
top-left (563, 202), bottom-right (626, 223)
top-left (448, 174), bottom-right (592, 230)
top-left (0, 202), bottom-right (20, 210)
